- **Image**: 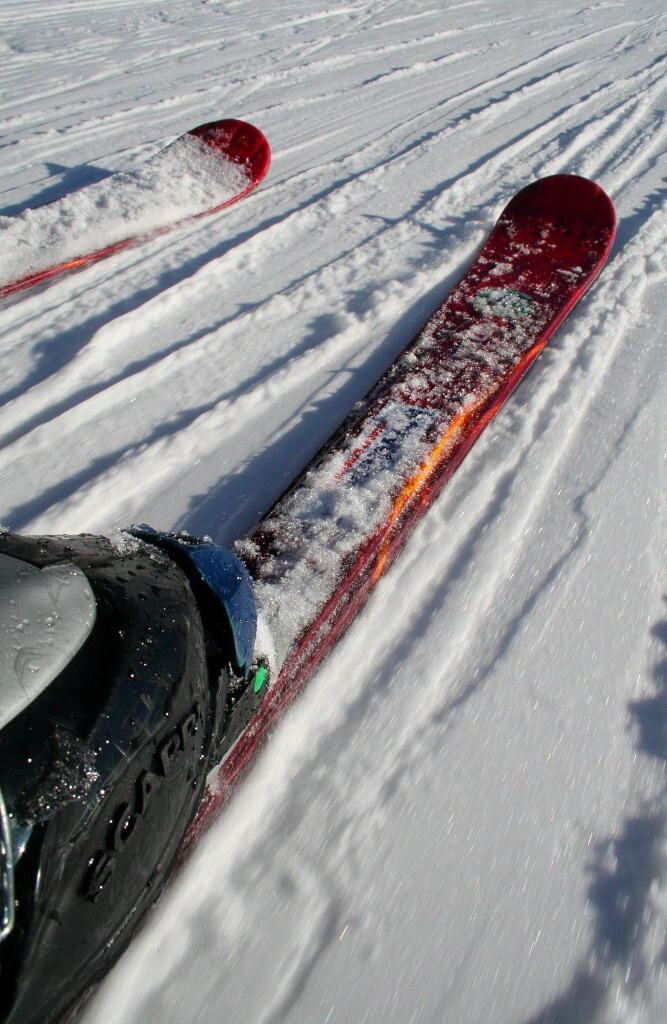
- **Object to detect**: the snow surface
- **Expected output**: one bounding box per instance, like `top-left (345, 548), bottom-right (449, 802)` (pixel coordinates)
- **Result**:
top-left (1, 1), bottom-right (666, 1022)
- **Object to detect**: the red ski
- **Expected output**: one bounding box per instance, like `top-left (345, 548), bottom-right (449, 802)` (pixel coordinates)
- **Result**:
top-left (0, 175), bottom-right (615, 1024)
top-left (186, 173), bottom-right (616, 844)
top-left (0, 119), bottom-right (270, 300)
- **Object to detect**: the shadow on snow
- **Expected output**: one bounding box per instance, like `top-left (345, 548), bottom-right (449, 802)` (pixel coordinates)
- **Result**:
top-left (0, 161), bottom-right (111, 217)
top-left (523, 600), bottom-right (667, 1023)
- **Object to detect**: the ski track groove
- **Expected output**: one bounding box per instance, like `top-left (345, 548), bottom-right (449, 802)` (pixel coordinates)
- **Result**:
top-left (1, 3), bottom-right (667, 1021)
top-left (3, 55), bottom-right (666, 531)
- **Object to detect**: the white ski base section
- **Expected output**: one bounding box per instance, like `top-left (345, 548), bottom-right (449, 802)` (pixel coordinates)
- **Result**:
top-left (1, 1), bottom-right (667, 1023)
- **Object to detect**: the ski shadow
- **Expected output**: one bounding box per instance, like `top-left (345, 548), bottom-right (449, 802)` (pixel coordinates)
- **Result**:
top-left (3, 400), bottom-right (220, 528)
top-left (0, 161), bottom-right (111, 217)
top-left (611, 178), bottom-right (667, 257)
top-left (0, 191), bottom-right (467, 456)
top-left (521, 599), bottom-right (667, 1024)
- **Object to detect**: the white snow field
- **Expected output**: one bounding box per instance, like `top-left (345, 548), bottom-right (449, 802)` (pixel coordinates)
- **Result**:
top-left (1, 1), bottom-right (667, 1022)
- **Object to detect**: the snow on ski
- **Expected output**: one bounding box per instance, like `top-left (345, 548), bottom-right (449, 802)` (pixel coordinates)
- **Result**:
top-left (0, 119), bottom-right (270, 300)
top-left (185, 173), bottom-right (616, 846)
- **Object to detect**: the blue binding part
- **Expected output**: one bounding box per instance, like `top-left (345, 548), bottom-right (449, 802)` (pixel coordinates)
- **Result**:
top-left (130, 526), bottom-right (256, 676)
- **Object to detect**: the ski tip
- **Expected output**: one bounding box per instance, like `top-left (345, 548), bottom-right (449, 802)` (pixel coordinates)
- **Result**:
top-left (502, 174), bottom-right (616, 245)
top-left (187, 118), bottom-right (271, 189)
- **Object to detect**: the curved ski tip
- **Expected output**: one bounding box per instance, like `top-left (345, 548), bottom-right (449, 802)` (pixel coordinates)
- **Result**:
top-left (187, 118), bottom-right (271, 187)
top-left (503, 174), bottom-right (616, 235)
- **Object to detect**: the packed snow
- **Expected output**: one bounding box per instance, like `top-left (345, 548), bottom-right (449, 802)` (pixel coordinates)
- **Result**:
top-left (1, 1), bottom-right (666, 1023)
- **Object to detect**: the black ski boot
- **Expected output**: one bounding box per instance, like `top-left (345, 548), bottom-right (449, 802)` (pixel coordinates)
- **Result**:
top-left (0, 528), bottom-right (262, 1024)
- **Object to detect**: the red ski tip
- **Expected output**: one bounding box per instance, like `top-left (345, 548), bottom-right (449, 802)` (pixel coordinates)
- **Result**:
top-left (500, 174), bottom-right (616, 254)
top-left (188, 118), bottom-right (271, 193)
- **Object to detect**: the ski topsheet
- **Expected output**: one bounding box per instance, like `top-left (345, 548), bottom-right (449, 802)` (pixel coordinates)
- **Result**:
top-left (0, 119), bottom-right (270, 299)
top-left (185, 173), bottom-right (616, 845)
